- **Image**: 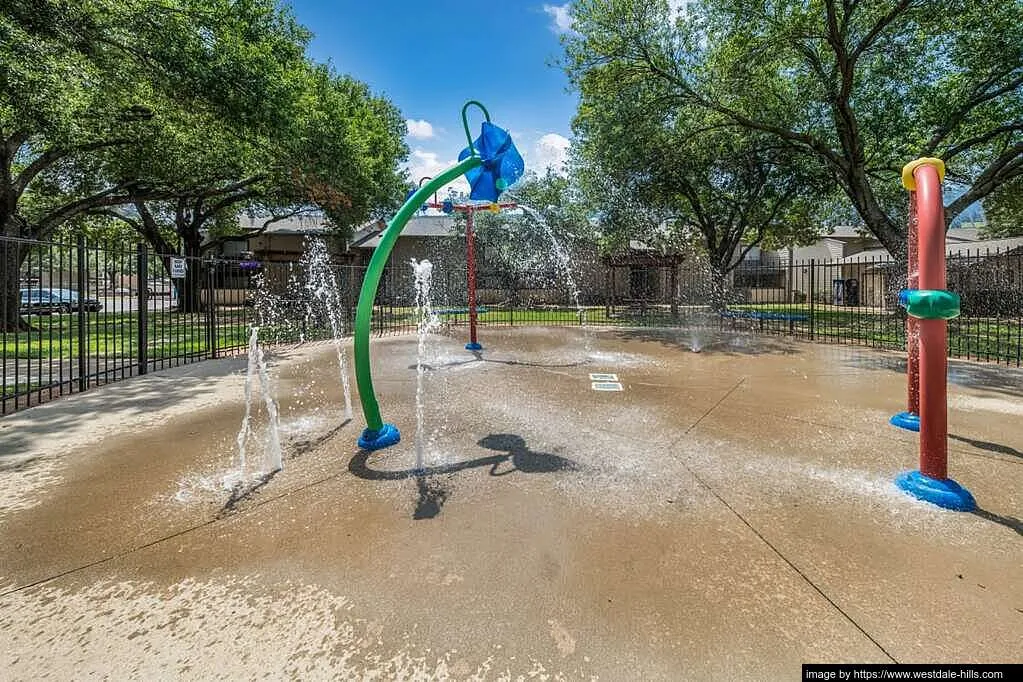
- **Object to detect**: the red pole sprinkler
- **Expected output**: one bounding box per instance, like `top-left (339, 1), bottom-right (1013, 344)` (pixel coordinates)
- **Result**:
top-left (891, 193), bottom-right (921, 431)
top-left (465, 207), bottom-right (482, 351)
top-left (426, 200), bottom-right (515, 352)
top-left (894, 158), bottom-right (975, 511)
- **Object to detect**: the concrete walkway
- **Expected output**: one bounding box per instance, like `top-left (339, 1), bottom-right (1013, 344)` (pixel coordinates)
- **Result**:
top-left (0, 328), bottom-right (1019, 679)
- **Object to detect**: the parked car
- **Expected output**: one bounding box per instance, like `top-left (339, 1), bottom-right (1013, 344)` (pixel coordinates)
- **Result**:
top-left (50, 288), bottom-right (103, 313)
top-left (18, 288), bottom-right (102, 314)
top-left (19, 289), bottom-right (63, 315)
top-left (146, 278), bottom-right (173, 296)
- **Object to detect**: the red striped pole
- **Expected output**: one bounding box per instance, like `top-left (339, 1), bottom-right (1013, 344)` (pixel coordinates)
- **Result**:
top-left (466, 208), bottom-right (480, 349)
top-left (913, 163), bottom-right (948, 479)
top-left (895, 158), bottom-right (973, 510)
top-left (907, 193), bottom-right (921, 417)
top-left (423, 201), bottom-right (514, 352)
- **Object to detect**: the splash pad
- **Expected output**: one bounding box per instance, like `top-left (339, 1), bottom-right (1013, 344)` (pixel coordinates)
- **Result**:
top-left (1, 112), bottom-right (1020, 676)
top-left (2, 327), bottom-right (1021, 677)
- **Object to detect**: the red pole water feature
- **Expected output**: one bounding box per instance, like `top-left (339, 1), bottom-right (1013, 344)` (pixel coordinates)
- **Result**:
top-left (891, 193), bottom-right (921, 431)
top-left (894, 158), bottom-right (975, 511)
top-left (465, 207), bottom-right (482, 351)
top-left (426, 200), bottom-right (515, 352)
top-left (907, 194), bottom-right (921, 418)
top-left (914, 164), bottom-right (948, 479)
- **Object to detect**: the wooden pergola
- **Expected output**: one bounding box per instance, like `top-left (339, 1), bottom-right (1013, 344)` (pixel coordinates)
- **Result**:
top-left (601, 247), bottom-right (685, 319)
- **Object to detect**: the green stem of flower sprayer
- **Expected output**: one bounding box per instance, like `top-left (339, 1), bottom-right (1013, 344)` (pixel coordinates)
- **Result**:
top-left (354, 155), bottom-right (483, 432)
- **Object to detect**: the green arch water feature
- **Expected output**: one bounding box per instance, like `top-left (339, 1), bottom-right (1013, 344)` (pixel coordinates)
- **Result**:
top-left (354, 101), bottom-right (523, 450)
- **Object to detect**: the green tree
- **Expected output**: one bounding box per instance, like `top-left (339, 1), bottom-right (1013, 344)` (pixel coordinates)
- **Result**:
top-left (982, 177), bottom-right (1023, 237)
top-left (467, 170), bottom-right (593, 298)
top-left (99, 65), bottom-right (407, 312)
top-left (567, 26), bottom-right (824, 280)
top-left (566, 0), bottom-right (1023, 257)
top-left (1, 0), bottom-right (307, 327)
top-left (3, 0), bottom-right (148, 328)
top-left (1, 0), bottom-right (407, 322)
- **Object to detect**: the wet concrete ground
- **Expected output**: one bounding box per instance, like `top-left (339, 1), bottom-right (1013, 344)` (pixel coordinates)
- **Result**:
top-left (0, 327), bottom-right (1020, 679)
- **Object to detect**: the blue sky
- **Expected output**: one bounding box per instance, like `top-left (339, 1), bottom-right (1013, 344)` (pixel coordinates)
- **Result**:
top-left (287, 1), bottom-right (577, 193)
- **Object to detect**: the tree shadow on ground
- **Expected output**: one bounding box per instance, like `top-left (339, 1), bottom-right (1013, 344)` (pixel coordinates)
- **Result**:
top-left (0, 356), bottom-right (249, 467)
top-left (349, 433), bottom-right (578, 520)
top-left (608, 327), bottom-right (803, 357)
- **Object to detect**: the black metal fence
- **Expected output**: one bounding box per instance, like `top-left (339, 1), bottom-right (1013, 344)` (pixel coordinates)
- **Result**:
top-left (596, 249), bottom-right (1022, 366)
top-left (2, 236), bottom-right (248, 414)
top-left (3, 235), bottom-right (1021, 415)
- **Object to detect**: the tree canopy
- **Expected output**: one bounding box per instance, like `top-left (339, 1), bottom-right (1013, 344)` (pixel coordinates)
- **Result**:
top-left (565, 0), bottom-right (1023, 256)
top-left (981, 177), bottom-right (1023, 237)
top-left (1, 0), bottom-right (408, 326)
top-left (568, 59), bottom-right (826, 274)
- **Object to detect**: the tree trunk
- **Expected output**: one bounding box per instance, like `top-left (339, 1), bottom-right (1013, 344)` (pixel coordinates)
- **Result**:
top-left (132, 202), bottom-right (206, 315)
top-left (1, 184), bottom-right (31, 331)
top-left (862, 212), bottom-right (906, 261)
top-left (176, 234), bottom-right (205, 313)
top-left (1, 239), bottom-right (31, 332)
top-left (840, 169), bottom-right (907, 261)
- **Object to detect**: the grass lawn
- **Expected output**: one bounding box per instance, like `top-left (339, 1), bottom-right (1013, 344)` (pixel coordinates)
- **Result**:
top-left (734, 303), bottom-right (1022, 364)
top-left (3, 303), bottom-right (1019, 367)
top-left (478, 306), bottom-right (610, 325)
top-left (1, 310), bottom-right (256, 360)
top-left (374, 305), bottom-right (611, 327)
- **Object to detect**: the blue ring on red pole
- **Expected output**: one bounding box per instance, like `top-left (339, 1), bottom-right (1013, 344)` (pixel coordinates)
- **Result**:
top-left (889, 411), bottom-right (920, 432)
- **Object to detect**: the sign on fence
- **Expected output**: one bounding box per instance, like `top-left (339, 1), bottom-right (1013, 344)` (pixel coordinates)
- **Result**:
top-left (170, 258), bottom-right (187, 279)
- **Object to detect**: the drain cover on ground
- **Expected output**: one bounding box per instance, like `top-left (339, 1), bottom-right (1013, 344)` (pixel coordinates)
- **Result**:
top-left (589, 373), bottom-right (619, 382)
top-left (591, 381), bottom-right (624, 391)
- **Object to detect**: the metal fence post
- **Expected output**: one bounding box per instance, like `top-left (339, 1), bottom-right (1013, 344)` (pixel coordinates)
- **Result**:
top-left (76, 235), bottom-right (87, 392)
top-left (1017, 252), bottom-right (1022, 368)
top-left (670, 262), bottom-right (679, 321)
top-left (136, 242), bottom-right (148, 376)
top-left (808, 259), bottom-right (816, 341)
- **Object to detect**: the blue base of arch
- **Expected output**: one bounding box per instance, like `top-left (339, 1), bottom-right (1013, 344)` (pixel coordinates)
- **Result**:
top-left (358, 423), bottom-right (401, 451)
top-left (889, 411), bottom-right (920, 432)
top-left (465, 342), bottom-right (483, 351)
top-left (895, 470), bottom-right (976, 511)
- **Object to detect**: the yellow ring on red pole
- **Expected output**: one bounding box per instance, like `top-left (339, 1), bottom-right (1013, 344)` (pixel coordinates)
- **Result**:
top-left (902, 158), bottom-right (945, 191)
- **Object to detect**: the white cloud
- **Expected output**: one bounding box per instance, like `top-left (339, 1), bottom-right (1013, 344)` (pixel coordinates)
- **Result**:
top-left (543, 4), bottom-right (573, 33)
top-left (406, 148), bottom-right (470, 196)
top-left (534, 133), bottom-right (571, 174)
top-left (405, 119), bottom-right (435, 140)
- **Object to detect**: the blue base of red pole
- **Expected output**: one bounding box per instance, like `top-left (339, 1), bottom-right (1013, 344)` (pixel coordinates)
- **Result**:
top-left (895, 470), bottom-right (976, 511)
top-left (465, 342), bottom-right (483, 351)
top-left (889, 411), bottom-right (920, 432)
top-left (358, 423), bottom-right (401, 451)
